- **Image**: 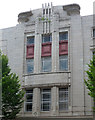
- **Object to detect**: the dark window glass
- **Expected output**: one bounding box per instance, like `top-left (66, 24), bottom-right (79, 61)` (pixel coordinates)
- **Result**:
top-left (43, 9), bottom-right (45, 14)
top-left (93, 29), bottom-right (95, 37)
top-left (42, 34), bottom-right (52, 43)
top-left (27, 36), bottom-right (34, 45)
top-left (59, 32), bottom-right (68, 41)
top-left (46, 9), bottom-right (48, 14)
top-left (25, 90), bottom-right (33, 112)
top-left (41, 89), bottom-right (51, 111)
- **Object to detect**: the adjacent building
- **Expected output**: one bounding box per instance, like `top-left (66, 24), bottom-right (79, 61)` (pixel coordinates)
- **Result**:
top-left (0, 3), bottom-right (95, 119)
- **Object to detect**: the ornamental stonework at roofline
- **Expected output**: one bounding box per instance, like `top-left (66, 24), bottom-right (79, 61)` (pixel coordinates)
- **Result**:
top-left (18, 3), bottom-right (80, 23)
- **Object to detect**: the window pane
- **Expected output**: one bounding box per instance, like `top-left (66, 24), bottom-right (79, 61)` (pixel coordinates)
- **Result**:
top-left (59, 88), bottom-right (68, 111)
top-left (42, 57), bottom-right (51, 72)
top-left (41, 103), bottom-right (50, 111)
top-left (59, 55), bottom-right (68, 71)
top-left (27, 36), bottom-right (34, 45)
top-left (26, 59), bottom-right (34, 73)
top-left (93, 29), bottom-right (95, 37)
top-left (26, 94), bottom-right (33, 102)
top-left (41, 89), bottom-right (51, 111)
top-left (59, 102), bottom-right (68, 110)
top-left (42, 34), bottom-right (52, 43)
top-left (26, 103), bottom-right (32, 111)
top-left (25, 89), bottom-right (33, 112)
top-left (59, 32), bottom-right (68, 41)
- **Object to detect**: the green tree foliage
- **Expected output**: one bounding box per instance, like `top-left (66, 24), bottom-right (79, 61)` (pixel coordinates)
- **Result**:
top-left (84, 53), bottom-right (95, 111)
top-left (1, 53), bottom-right (24, 119)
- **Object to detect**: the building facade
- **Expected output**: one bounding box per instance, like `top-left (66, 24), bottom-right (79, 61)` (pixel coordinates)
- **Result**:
top-left (0, 3), bottom-right (95, 119)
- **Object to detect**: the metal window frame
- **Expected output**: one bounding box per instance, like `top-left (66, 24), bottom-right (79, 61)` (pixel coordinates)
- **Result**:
top-left (25, 90), bottom-right (33, 112)
top-left (41, 88), bottom-right (51, 111)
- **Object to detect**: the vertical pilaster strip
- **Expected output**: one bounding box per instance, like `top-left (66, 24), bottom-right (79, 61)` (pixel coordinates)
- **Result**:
top-left (34, 18), bottom-right (41, 73)
top-left (32, 88), bottom-right (40, 116)
top-left (51, 87), bottom-right (59, 116)
top-left (52, 14), bottom-right (59, 72)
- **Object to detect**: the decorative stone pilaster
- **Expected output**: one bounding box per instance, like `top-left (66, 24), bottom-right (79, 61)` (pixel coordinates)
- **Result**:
top-left (32, 88), bottom-right (40, 116)
top-left (51, 87), bottom-right (59, 116)
top-left (52, 14), bottom-right (59, 72)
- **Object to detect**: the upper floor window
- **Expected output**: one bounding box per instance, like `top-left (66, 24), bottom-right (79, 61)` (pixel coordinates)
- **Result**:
top-left (59, 88), bottom-right (68, 111)
top-left (41, 88), bottom-right (51, 111)
top-left (59, 55), bottom-right (68, 71)
top-left (25, 90), bottom-right (33, 112)
top-left (27, 36), bottom-right (34, 45)
top-left (26, 59), bottom-right (34, 73)
top-left (42, 34), bottom-right (52, 43)
top-left (59, 32), bottom-right (68, 41)
top-left (41, 57), bottom-right (51, 72)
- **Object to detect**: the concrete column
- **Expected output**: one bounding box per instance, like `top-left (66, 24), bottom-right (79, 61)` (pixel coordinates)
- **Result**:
top-left (32, 88), bottom-right (40, 116)
top-left (34, 34), bottom-right (41, 73)
top-left (70, 15), bottom-right (85, 115)
top-left (52, 14), bottom-right (59, 72)
top-left (51, 87), bottom-right (59, 116)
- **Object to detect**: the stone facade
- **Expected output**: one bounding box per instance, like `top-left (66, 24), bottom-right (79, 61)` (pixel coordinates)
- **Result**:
top-left (0, 3), bottom-right (94, 119)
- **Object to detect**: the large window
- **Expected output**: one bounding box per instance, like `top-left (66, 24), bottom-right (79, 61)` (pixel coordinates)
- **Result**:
top-left (59, 32), bottom-right (68, 41)
top-left (59, 55), bottom-right (68, 71)
top-left (27, 36), bottom-right (34, 45)
top-left (59, 88), bottom-right (68, 111)
top-left (41, 89), bottom-right (51, 111)
top-left (26, 59), bottom-right (34, 73)
top-left (25, 90), bottom-right (33, 112)
top-left (41, 57), bottom-right (51, 72)
top-left (42, 34), bottom-right (52, 43)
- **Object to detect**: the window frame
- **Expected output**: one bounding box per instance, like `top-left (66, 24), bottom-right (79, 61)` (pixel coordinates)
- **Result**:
top-left (27, 36), bottom-right (35, 45)
top-left (26, 59), bottom-right (34, 73)
top-left (59, 88), bottom-right (69, 111)
top-left (41, 88), bottom-right (51, 111)
top-left (59, 32), bottom-right (68, 41)
top-left (59, 55), bottom-right (68, 71)
top-left (25, 90), bottom-right (33, 112)
top-left (42, 34), bottom-right (52, 43)
top-left (41, 56), bottom-right (52, 72)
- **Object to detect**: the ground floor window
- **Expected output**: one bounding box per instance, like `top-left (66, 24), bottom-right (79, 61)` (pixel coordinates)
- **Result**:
top-left (59, 88), bottom-right (68, 111)
top-left (41, 88), bottom-right (51, 111)
top-left (25, 90), bottom-right (33, 112)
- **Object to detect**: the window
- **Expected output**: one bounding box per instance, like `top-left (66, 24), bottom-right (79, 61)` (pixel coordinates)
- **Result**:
top-left (59, 55), bottom-right (68, 71)
top-left (25, 90), bottom-right (33, 112)
top-left (42, 34), bottom-right (52, 43)
top-left (59, 32), bottom-right (68, 41)
top-left (41, 89), bottom-right (51, 111)
top-left (27, 36), bottom-right (34, 45)
top-left (93, 29), bottom-right (95, 38)
top-left (59, 88), bottom-right (68, 111)
top-left (26, 59), bottom-right (34, 73)
top-left (41, 57), bottom-right (51, 72)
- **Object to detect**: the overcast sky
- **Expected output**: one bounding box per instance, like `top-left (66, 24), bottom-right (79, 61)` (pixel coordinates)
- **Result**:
top-left (0, 0), bottom-right (95, 29)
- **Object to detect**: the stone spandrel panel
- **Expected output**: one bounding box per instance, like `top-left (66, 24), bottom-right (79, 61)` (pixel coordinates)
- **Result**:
top-left (24, 72), bottom-right (70, 87)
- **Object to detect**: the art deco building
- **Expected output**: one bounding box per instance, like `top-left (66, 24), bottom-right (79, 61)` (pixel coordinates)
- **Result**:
top-left (0, 3), bottom-right (94, 120)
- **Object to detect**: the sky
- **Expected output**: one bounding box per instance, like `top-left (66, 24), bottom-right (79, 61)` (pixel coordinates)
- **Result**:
top-left (0, 0), bottom-right (95, 29)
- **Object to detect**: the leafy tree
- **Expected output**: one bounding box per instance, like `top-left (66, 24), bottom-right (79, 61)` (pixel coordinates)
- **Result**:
top-left (1, 53), bottom-right (24, 119)
top-left (84, 53), bottom-right (95, 115)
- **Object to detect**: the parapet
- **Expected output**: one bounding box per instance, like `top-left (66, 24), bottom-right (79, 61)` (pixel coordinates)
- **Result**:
top-left (18, 11), bottom-right (33, 23)
top-left (63, 4), bottom-right (80, 15)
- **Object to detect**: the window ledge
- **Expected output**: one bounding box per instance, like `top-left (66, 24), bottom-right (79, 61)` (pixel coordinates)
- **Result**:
top-left (23, 71), bottom-right (71, 77)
